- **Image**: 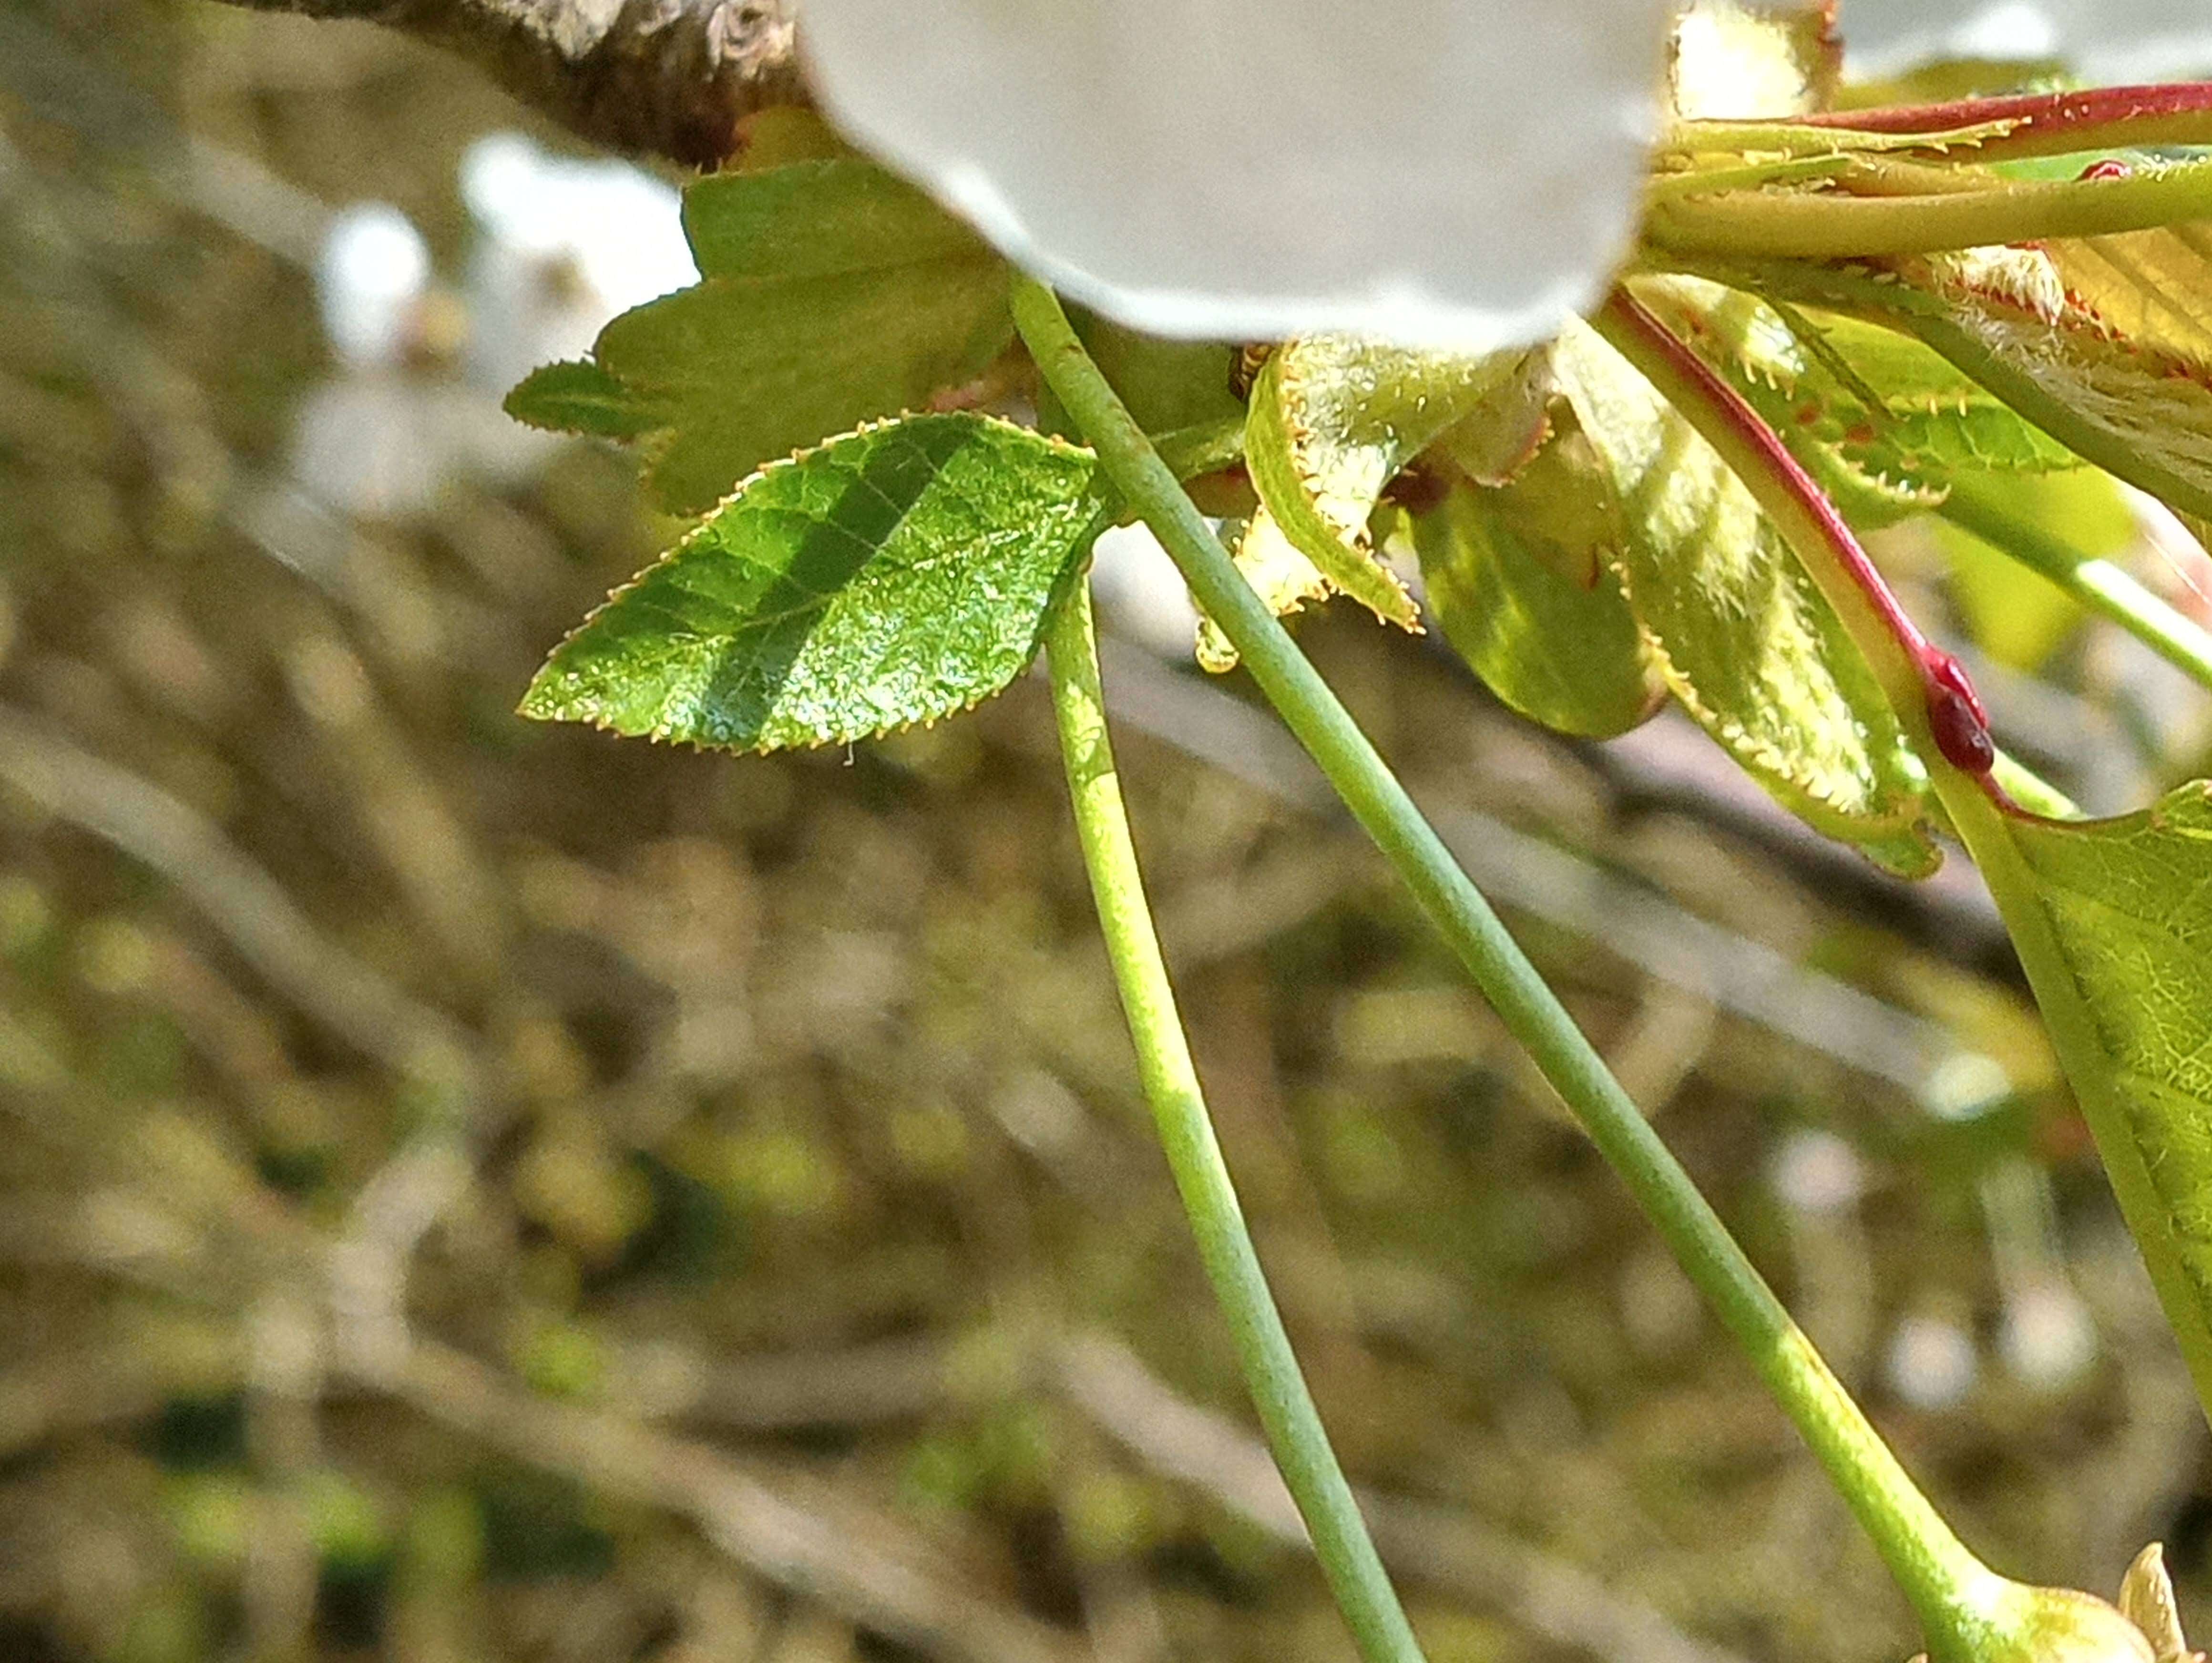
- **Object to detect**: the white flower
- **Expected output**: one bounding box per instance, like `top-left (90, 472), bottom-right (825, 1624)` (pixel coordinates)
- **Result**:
top-left (799, 0), bottom-right (2212, 352)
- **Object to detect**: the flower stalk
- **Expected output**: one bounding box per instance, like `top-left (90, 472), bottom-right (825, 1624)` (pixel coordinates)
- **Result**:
top-left (1012, 271), bottom-right (2010, 1662)
top-left (1041, 577), bottom-right (1427, 1663)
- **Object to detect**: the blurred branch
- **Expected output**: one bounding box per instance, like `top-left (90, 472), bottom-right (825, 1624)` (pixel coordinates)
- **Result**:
top-left (0, 705), bottom-right (482, 1097)
top-left (366, 1338), bottom-right (1082, 1663)
top-left (1055, 1332), bottom-right (1752, 1663)
top-left (199, 0), bottom-right (803, 166)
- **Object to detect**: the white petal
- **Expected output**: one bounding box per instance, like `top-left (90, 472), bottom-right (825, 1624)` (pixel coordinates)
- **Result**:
top-left (1839, 0), bottom-right (2212, 80)
top-left (799, 0), bottom-right (1677, 351)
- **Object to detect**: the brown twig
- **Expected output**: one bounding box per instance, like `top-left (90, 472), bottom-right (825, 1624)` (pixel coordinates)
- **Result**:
top-left (201, 0), bottom-right (802, 166)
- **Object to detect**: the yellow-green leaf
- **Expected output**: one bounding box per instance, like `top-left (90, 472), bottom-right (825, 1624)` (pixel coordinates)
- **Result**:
top-left (1969, 780), bottom-right (2212, 1417)
top-left (1411, 448), bottom-right (1662, 740)
top-left (1554, 321), bottom-right (1936, 870)
top-left (509, 157), bottom-right (1012, 515)
top-left (1241, 338), bottom-right (1524, 635)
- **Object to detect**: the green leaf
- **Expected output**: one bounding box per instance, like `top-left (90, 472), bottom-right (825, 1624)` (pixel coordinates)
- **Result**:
top-left (1410, 447), bottom-right (1661, 740)
top-left (1552, 320), bottom-right (1936, 871)
top-left (522, 414), bottom-right (1103, 752)
top-left (1426, 346), bottom-right (1558, 488)
top-left (503, 359), bottom-right (665, 439)
top-left (511, 157), bottom-right (1012, 516)
top-left (2047, 221), bottom-right (2212, 373)
top-left (1789, 247), bottom-right (2212, 527)
top-left (1971, 780), bottom-right (2212, 1415)
top-left (1630, 276), bottom-right (2078, 529)
top-left (1239, 339), bottom-right (1524, 635)
top-left (1069, 310), bottom-right (1247, 436)
top-left (1905, 243), bottom-right (2212, 524)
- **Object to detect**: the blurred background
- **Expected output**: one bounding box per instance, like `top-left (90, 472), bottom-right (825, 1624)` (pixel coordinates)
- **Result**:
top-left (4, 3), bottom-right (2212, 1660)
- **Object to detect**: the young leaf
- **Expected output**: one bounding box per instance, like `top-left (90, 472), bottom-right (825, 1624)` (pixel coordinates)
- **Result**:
top-left (1972, 780), bottom-right (2212, 1416)
top-left (509, 157), bottom-right (1013, 515)
top-left (1241, 339), bottom-right (1525, 633)
top-left (1810, 247), bottom-right (2212, 527)
top-left (1552, 321), bottom-right (1936, 870)
top-left (2048, 220), bottom-right (2212, 373)
top-left (1631, 276), bottom-right (2078, 529)
top-left (522, 414), bottom-right (1104, 752)
top-left (503, 359), bottom-right (666, 440)
top-left (1410, 446), bottom-right (1661, 740)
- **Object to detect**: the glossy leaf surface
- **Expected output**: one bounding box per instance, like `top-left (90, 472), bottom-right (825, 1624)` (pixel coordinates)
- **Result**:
top-left (1412, 453), bottom-right (1661, 740)
top-left (523, 415), bottom-right (1102, 751)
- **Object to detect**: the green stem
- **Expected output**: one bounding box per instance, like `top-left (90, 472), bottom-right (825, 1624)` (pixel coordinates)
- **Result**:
top-left (1987, 751), bottom-right (2081, 821)
top-left (1011, 273), bottom-right (2006, 1662)
top-left (1938, 477), bottom-right (2212, 696)
top-left (1041, 579), bottom-right (1425, 1663)
top-left (1645, 156), bottom-right (2212, 260)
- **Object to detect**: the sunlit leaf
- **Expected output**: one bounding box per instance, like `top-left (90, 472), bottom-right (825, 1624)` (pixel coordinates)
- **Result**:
top-left (2048, 221), bottom-right (2212, 373)
top-left (522, 414), bottom-right (1103, 751)
top-left (507, 157), bottom-right (1012, 515)
top-left (1828, 248), bottom-right (2212, 528)
top-left (2001, 780), bottom-right (2212, 1401)
top-left (1410, 440), bottom-right (1662, 739)
top-left (1632, 276), bottom-right (2079, 529)
top-left (1553, 321), bottom-right (1936, 870)
top-left (1241, 338), bottom-right (1523, 632)
top-left (1426, 346), bottom-right (1558, 488)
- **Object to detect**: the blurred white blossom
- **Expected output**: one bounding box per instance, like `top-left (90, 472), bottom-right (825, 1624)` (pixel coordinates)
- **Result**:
top-left (800, 0), bottom-right (2212, 351)
top-left (294, 137), bottom-right (695, 518)
top-left (458, 132), bottom-right (695, 397)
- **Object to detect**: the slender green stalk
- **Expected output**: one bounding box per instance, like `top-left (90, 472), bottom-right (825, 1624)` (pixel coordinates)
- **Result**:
top-left (1938, 477), bottom-right (2212, 696)
top-left (1646, 155), bottom-right (2212, 260)
top-left (1041, 580), bottom-right (1424, 1663)
top-left (1012, 273), bottom-right (2007, 1662)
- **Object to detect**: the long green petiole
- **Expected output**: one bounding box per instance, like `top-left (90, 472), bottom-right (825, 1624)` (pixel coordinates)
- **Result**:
top-left (1041, 579), bottom-right (1426, 1663)
top-left (1011, 274), bottom-right (2008, 1663)
top-left (1937, 476), bottom-right (2212, 697)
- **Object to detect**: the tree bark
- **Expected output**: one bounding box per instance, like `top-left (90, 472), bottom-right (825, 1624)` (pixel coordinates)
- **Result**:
top-left (209, 0), bottom-right (803, 167)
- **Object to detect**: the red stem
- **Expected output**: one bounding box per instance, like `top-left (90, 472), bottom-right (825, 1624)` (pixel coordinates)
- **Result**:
top-left (1601, 291), bottom-right (1999, 781)
top-left (1799, 80), bottom-right (2212, 157)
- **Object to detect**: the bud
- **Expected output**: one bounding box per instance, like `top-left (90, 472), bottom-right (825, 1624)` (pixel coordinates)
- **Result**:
top-left (1910, 1550), bottom-right (2197, 1663)
top-left (1992, 1586), bottom-right (2157, 1663)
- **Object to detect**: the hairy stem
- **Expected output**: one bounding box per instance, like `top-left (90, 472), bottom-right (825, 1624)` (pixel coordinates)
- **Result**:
top-left (1012, 272), bottom-right (2006, 1662)
top-left (1646, 156), bottom-right (2212, 261)
top-left (1803, 80), bottom-right (2212, 158)
top-left (1041, 579), bottom-right (1425, 1663)
top-left (1938, 476), bottom-right (2212, 696)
